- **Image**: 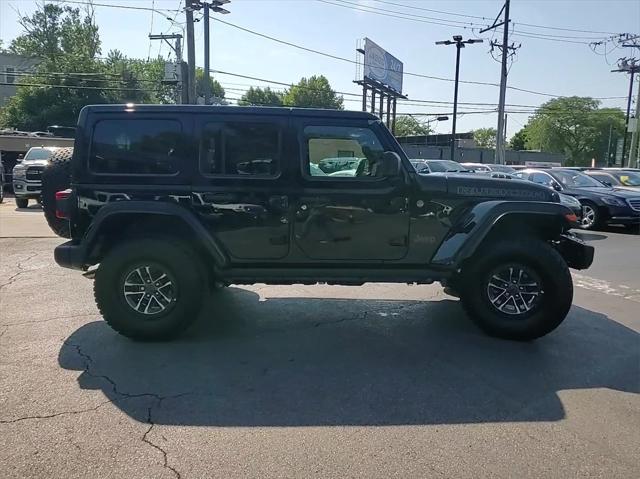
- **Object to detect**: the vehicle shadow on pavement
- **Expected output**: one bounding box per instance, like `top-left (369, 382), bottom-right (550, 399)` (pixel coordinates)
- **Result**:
top-left (58, 288), bottom-right (639, 427)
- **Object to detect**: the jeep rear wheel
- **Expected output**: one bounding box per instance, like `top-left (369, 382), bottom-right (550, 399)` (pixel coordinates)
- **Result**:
top-left (41, 147), bottom-right (73, 238)
top-left (459, 239), bottom-right (573, 341)
top-left (94, 239), bottom-right (204, 341)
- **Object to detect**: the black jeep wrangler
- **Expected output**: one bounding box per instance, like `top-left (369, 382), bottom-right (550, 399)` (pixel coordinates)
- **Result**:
top-left (50, 105), bottom-right (593, 341)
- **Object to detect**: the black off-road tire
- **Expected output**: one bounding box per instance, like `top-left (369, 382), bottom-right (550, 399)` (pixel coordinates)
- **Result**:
top-left (94, 238), bottom-right (204, 341)
top-left (459, 239), bottom-right (573, 341)
top-left (41, 147), bottom-right (73, 238)
top-left (16, 197), bottom-right (29, 208)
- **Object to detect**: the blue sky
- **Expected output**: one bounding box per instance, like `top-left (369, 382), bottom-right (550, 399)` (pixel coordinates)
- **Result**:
top-left (1, 0), bottom-right (638, 138)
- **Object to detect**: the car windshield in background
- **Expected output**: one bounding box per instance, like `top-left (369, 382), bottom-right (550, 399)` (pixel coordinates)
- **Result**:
top-left (24, 149), bottom-right (54, 161)
top-left (491, 165), bottom-right (515, 173)
top-left (426, 160), bottom-right (466, 172)
top-left (553, 170), bottom-right (607, 188)
top-left (612, 171), bottom-right (640, 186)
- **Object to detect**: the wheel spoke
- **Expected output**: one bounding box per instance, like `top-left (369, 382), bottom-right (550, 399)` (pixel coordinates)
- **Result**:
top-left (156, 288), bottom-right (171, 302)
top-left (123, 264), bottom-right (175, 316)
top-left (486, 264), bottom-right (542, 317)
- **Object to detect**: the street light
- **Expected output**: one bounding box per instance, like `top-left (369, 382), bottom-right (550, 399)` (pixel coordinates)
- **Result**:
top-left (436, 36), bottom-right (483, 161)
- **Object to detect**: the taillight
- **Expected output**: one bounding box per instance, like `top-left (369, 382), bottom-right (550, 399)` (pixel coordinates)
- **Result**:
top-left (55, 189), bottom-right (72, 219)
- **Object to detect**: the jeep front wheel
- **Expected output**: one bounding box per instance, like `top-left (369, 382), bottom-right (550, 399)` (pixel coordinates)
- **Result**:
top-left (459, 239), bottom-right (573, 341)
top-left (94, 239), bottom-right (204, 340)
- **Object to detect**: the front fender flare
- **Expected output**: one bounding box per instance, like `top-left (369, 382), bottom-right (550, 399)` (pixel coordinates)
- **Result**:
top-left (430, 200), bottom-right (573, 269)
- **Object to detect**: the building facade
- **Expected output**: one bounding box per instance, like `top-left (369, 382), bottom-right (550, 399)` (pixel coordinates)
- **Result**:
top-left (0, 53), bottom-right (40, 107)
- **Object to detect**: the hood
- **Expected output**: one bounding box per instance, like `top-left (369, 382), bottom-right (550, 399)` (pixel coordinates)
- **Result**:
top-left (415, 173), bottom-right (556, 202)
top-left (573, 186), bottom-right (640, 199)
top-left (15, 159), bottom-right (50, 168)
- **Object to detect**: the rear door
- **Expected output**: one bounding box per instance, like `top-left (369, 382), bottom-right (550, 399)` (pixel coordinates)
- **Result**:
top-left (290, 118), bottom-right (410, 261)
top-left (191, 113), bottom-right (292, 261)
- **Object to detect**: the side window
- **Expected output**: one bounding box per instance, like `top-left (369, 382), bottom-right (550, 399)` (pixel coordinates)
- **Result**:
top-left (90, 119), bottom-right (183, 175)
top-left (530, 172), bottom-right (554, 187)
top-left (200, 122), bottom-right (280, 176)
top-left (304, 125), bottom-right (385, 179)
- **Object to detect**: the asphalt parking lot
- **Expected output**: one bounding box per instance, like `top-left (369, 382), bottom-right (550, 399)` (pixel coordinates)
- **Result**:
top-left (1, 196), bottom-right (639, 478)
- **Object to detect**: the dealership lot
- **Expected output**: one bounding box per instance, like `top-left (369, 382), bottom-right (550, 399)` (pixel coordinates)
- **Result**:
top-left (1, 197), bottom-right (639, 479)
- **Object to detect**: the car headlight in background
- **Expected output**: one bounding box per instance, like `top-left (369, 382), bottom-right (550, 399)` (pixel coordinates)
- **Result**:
top-left (12, 166), bottom-right (26, 179)
top-left (559, 194), bottom-right (581, 208)
top-left (601, 197), bottom-right (626, 207)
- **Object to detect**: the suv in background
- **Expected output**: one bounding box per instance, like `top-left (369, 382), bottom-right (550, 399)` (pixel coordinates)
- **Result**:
top-left (50, 105), bottom-right (593, 342)
top-left (514, 168), bottom-right (640, 230)
top-left (12, 146), bottom-right (60, 208)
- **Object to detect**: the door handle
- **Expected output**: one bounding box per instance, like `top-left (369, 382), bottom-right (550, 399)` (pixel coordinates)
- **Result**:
top-left (389, 236), bottom-right (408, 247)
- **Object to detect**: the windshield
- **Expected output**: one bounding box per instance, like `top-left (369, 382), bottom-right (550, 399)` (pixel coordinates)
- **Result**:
top-left (552, 170), bottom-right (607, 188)
top-left (612, 171), bottom-right (640, 186)
top-left (426, 160), bottom-right (466, 172)
top-left (490, 165), bottom-right (515, 173)
top-left (24, 148), bottom-right (54, 161)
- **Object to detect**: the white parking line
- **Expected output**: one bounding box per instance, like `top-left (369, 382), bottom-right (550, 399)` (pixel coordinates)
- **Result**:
top-left (572, 273), bottom-right (640, 303)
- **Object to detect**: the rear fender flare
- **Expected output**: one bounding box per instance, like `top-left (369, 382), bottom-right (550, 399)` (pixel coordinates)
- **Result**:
top-left (79, 201), bottom-right (228, 268)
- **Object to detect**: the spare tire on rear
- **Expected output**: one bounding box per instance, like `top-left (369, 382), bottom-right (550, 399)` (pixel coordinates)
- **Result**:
top-left (41, 147), bottom-right (73, 238)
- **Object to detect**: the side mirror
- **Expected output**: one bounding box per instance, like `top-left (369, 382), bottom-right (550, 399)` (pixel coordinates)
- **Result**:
top-left (16, 155), bottom-right (24, 163)
top-left (552, 182), bottom-right (562, 191)
top-left (379, 151), bottom-right (402, 177)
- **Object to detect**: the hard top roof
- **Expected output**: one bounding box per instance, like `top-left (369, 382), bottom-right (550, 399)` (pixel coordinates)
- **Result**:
top-left (81, 104), bottom-right (378, 120)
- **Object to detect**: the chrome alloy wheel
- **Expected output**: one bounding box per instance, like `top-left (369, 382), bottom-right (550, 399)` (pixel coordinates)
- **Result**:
top-left (122, 264), bottom-right (176, 316)
top-left (580, 204), bottom-right (596, 229)
top-left (486, 265), bottom-right (543, 316)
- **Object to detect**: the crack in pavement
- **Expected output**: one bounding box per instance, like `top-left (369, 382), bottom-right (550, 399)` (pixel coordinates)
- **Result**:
top-left (0, 326), bottom-right (8, 340)
top-left (67, 341), bottom-right (187, 478)
top-left (0, 252), bottom-right (39, 290)
top-left (142, 403), bottom-right (182, 479)
top-left (0, 400), bottom-right (112, 424)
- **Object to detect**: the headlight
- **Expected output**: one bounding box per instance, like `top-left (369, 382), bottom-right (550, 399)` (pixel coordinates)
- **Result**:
top-left (12, 166), bottom-right (25, 179)
top-left (601, 197), bottom-right (626, 207)
top-left (560, 195), bottom-right (581, 207)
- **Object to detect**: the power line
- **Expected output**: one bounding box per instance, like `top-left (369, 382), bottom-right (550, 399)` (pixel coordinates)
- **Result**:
top-left (318, 0), bottom-right (609, 44)
top-left (0, 81), bottom-right (162, 92)
top-left (371, 0), bottom-right (620, 35)
top-left (31, 0), bottom-right (633, 101)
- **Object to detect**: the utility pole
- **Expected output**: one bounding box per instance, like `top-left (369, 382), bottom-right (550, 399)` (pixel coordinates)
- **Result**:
top-left (606, 122), bottom-right (614, 166)
top-left (202, 1), bottom-right (231, 105)
top-left (612, 58), bottom-right (639, 167)
top-left (436, 36), bottom-right (483, 162)
top-left (629, 79), bottom-right (640, 168)
top-left (480, 0), bottom-right (516, 165)
top-left (203, 2), bottom-right (211, 105)
top-left (185, 0), bottom-right (197, 104)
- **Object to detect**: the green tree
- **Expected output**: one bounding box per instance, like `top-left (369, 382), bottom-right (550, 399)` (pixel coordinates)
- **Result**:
top-left (239, 86), bottom-right (283, 106)
top-left (472, 127), bottom-right (497, 148)
top-left (394, 115), bottom-right (432, 136)
top-left (195, 68), bottom-right (225, 104)
top-left (0, 4), bottom-right (178, 130)
top-left (9, 3), bottom-right (100, 69)
top-left (283, 75), bottom-right (343, 109)
top-left (509, 128), bottom-right (528, 150)
top-left (523, 97), bottom-right (625, 166)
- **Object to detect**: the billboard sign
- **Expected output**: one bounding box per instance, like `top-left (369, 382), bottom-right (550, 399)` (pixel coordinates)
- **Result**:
top-left (363, 38), bottom-right (403, 94)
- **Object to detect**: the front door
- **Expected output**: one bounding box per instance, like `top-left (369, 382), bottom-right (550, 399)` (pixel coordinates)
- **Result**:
top-left (291, 120), bottom-right (410, 261)
top-left (192, 114), bottom-right (291, 261)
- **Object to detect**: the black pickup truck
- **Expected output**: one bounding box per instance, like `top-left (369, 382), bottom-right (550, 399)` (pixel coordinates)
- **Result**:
top-left (46, 105), bottom-right (593, 341)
